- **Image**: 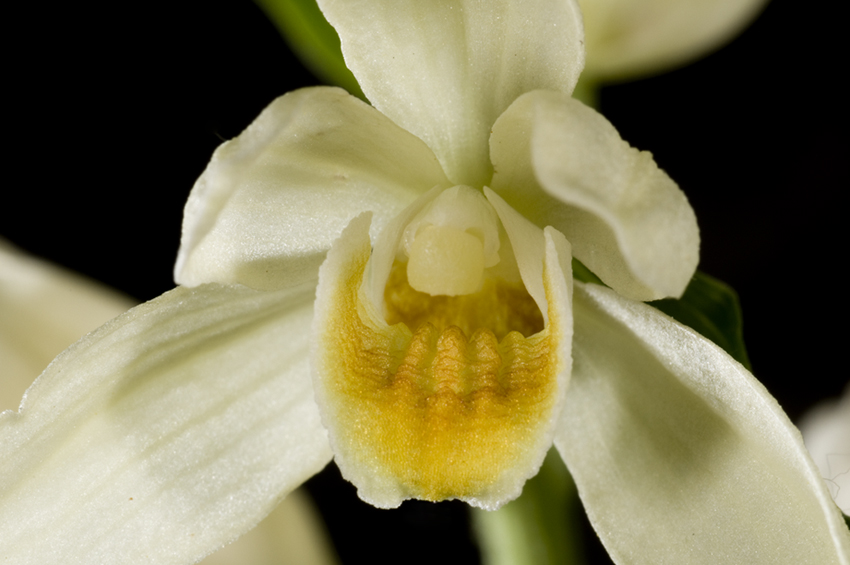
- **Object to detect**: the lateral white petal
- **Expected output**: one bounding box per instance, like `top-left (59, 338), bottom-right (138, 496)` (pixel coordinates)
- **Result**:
top-left (555, 283), bottom-right (850, 565)
top-left (580, 0), bottom-right (769, 80)
top-left (317, 0), bottom-right (584, 187)
top-left (175, 87), bottom-right (447, 290)
top-left (491, 90), bottom-right (698, 301)
top-left (1, 283), bottom-right (332, 565)
top-left (0, 239), bottom-right (134, 411)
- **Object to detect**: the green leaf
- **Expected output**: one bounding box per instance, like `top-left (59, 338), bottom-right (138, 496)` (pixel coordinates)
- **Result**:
top-left (254, 0), bottom-right (364, 99)
top-left (472, 449), bottom-right (585, 565)
top-left (651, 271), bottom-right (752, 370)
top-left (571, 257), bottom-right (603, 286)
top-left (575, 262), bottom-right (750, 370)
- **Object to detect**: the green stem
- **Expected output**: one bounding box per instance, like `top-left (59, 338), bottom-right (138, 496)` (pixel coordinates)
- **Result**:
top-left (253, 0), bottom-right (365, 99)
top-left (472, 449), bottom-right (586, 565)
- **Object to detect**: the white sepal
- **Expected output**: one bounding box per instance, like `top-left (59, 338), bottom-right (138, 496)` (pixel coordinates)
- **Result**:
top-left (1, 282), bottom-right (332, 564)
top-left (556, 282), bottom-right (850, 564)
top-left (318, 0), bottom-right (584, 187)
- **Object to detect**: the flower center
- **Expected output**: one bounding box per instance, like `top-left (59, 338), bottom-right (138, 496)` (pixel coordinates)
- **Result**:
top-left (406, 225), bottom-right (485, 295)
top-left (400, 185), bottom-right (502, 296)
top-left (386, 185), bottom-right (542, 338)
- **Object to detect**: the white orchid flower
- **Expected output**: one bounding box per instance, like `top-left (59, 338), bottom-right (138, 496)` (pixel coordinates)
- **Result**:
top-left (578, 0), bottom-right (770, 80)
top-left (2, 1), bottom-right (847, 563)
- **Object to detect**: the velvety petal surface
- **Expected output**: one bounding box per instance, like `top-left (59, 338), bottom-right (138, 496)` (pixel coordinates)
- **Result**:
top-left (175, 87), bottom-right (448, 290)
top-left (490, 90), bottom-right (698, 301)
top-left (1, 282), bottom-right (332, 564)
top-left (555, 282), bottom-right (850, 564)
top-left (317, 0), bottom-right (584, 187)
top-left (579, 0), bottom-right (769, 79)
top-left (0, 239), bottom-right (134, 411)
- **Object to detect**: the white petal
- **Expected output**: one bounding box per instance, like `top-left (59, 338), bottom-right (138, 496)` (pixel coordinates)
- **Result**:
top-left (579, 0), bottom-right (769, 80)
top-left (1, 283), bottom-right (332, 564)
top-left (555, 283), bottom-right (850, 564)
top-left (317, 0), bottom-right (584, 187)
top-left (484, 187), bottom-right (547, 322)
top-left (175, 87), bottom-right (448, 290)
top-left (0, 240), bottom-right (134, 412)
top-left (199, 489), bottom-right (337, 565)
top-left (491, 90), bottom-right (699, 301)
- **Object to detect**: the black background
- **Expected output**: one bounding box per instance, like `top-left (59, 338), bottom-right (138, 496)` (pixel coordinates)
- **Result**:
top-left (4, 1), bottom-right (846, 563)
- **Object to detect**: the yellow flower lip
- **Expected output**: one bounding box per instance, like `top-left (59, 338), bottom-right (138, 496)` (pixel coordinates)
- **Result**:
top-left (312, 189), bottom-right (573, 509)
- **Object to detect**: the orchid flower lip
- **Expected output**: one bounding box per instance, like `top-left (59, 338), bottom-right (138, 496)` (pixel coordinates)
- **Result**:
top-left (310, 184), bottom-right (574, 509)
